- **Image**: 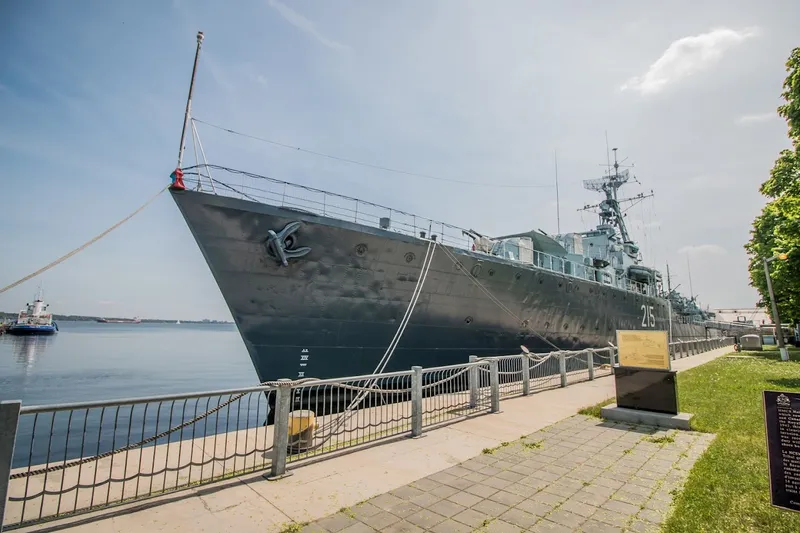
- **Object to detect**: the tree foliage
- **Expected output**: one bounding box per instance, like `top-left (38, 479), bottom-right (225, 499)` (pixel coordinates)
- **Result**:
top-left (745, 47), bottom-right (800, 324)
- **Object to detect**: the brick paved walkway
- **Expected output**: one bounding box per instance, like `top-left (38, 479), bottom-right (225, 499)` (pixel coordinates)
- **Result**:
top-left (296, 415), bottom-right (714, 533)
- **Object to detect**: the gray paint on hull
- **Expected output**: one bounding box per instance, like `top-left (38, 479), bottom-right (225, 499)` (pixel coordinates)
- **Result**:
top-left (171, 189), bottom-right (710, 382)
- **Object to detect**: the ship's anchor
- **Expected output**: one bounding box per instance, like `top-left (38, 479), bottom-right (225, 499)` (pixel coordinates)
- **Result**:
top-left (266, 221), bottom-right (311, 266)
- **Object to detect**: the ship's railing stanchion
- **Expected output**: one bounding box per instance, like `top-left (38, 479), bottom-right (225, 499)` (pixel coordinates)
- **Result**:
top-left (411, 366), bottom-right (423, 437)
top-left (522, 356), bottom-right (531, 395)
top-left (0, 401), bottom-right (21, 531)
top-left (489, 359), bottom-right (500, 413)
top-left (268, 379), bottom-right (292, 479)
top-left (559, 353), bottom-right (567, 388)
top-left (587, 350), bottom-right (594, 380)
top-left (468, 356), bottom-right (479, 408)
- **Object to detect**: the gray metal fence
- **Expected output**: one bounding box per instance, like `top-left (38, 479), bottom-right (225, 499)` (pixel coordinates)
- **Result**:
top-left (0, 337), bottom-right (733, 530)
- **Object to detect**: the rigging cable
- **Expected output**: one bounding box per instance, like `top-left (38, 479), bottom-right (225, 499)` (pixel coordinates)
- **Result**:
top-left (191, 118), bottom-right (553, 190)
top-left (436, 244), bottom-right (563, 351)
top-left (0, 186), bottom-right (168, 296)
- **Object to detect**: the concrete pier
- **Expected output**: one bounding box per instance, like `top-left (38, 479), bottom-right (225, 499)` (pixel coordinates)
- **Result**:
top-left (8, 345), bottom-right (731, 532)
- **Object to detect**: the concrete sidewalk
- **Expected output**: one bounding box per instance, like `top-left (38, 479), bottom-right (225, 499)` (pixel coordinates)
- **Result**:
top-left (20, 347), bottom-right (731, 533)
top-left (302, 415), bottom-right (713, 532)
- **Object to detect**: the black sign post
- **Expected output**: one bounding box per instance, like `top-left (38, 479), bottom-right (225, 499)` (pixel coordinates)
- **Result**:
top-left (764, 390), bottom-right (800, 513)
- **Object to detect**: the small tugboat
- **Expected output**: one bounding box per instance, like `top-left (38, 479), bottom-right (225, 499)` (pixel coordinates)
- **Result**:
top-left (8, 287), bottom-right (58, 336)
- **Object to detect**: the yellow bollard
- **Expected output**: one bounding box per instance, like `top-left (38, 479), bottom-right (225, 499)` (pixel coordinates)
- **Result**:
top-left (287, 410), bottom-right (316, 453)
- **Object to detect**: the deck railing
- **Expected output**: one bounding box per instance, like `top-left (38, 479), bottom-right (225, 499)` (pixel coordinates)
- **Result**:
top-left (181, 167), bottom-right (656, 297)
top-left (0, 337), bottom-right (734, 530)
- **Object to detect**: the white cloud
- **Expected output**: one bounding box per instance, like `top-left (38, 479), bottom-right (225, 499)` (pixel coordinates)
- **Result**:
top-left (678, 244), bottom-right (727, 255)
top-left (267, 0), bottom-right (349, 50)
top-left (621, 27), bottom-right (758, 95)
top-left (736, 112), bottom-right (777, 125)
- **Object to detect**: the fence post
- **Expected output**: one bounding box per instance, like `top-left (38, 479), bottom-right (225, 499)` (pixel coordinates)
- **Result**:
top-left (411, 366), bottom-right (423, 437)
top-left (268, 381), bottom-right (292, 479)
top-left (681, 341), bottom-right (688, 358)
top-left (609, 346), bottom-right (616, 367)
top-left (559, 352), bottom-right (567, 388)
top-left (468, 356), bottom-right (479, 408)
top-left (587, 350), bottom-right (594, 381)
top-left (489, 359), bottom-right (500, 413)
top-left (522, 355), bottom-right (531, 396)
top-left (1, 400), bottom-right (22, 530)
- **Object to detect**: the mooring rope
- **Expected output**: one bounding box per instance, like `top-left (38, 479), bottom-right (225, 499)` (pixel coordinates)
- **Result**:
top-left (0, 186), bottom-right (168, 296)
top-left (10, 377), bottom-right (317, 480)
top-left (315, 240), bottom-right (437, 436)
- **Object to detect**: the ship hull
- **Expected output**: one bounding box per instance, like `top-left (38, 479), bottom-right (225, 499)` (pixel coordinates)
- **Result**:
top-left (8, 324), bottom-right (58, 336)
top-left (170, 189), bottom-right (689, 383)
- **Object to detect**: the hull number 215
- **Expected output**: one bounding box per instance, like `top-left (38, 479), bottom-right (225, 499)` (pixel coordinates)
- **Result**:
top-left (641, 305), bottom-right (656, 328)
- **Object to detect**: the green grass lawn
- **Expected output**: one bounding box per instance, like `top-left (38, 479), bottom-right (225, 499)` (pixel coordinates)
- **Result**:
top-left (663, 347), bottom-right (800, 533)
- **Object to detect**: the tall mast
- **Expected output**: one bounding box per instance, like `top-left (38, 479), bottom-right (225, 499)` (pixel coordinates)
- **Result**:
top-left (666, 263), bottom-right (672, 293)
top-left (554, 150), bottom-right (561, 234)
top-left (177, 31), bottom-right (205, 168)
top-left (687, 255), bottom-right (694, 300)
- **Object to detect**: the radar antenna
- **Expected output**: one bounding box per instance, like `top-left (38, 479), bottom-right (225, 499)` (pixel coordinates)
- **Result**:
top-left (578, 148), bottom-right (653, 246)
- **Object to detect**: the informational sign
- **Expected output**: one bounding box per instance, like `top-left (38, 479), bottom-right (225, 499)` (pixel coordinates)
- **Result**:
top-left (764, 391), bottom-right (800, 513)
top-left (616, 330), bottom-right (670, 370)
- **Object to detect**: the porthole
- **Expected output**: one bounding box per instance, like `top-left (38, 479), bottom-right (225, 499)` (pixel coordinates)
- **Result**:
top-left (354, 243), bottom-right (368, 256)
top-left (515, 272), bottom-right (522, 281)
top-left (465, 316), bottom-right (473, 324)
top-left (404, 252), bottom-right (415, 263)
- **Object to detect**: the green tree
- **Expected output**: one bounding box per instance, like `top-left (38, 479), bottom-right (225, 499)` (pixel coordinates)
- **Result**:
top-left (745, 47), bottom-right (800, 324)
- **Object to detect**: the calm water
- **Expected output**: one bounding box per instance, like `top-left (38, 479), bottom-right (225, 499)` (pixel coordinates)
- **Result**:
top-left (0, 321), bottom-right (259, 406)
top-left (1, 322), bottom-right (266, 466)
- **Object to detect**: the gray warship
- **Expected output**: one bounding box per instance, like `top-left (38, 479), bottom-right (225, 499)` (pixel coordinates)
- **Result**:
top-left (169, 154), bottom-right (748, 385)
top-left (168, 33), bottom-right (750, 386)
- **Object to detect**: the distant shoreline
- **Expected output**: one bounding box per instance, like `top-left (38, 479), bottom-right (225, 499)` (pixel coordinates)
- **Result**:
top-left (0, 312), bottom-right (233, 325)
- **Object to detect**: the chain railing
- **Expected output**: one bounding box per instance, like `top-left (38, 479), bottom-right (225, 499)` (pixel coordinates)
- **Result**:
top-left (0, 337), bottom-right (734, 530)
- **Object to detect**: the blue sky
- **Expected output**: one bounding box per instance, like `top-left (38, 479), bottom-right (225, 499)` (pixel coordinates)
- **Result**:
top-left (0, 0), bottom-right (797, 320)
